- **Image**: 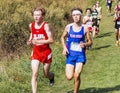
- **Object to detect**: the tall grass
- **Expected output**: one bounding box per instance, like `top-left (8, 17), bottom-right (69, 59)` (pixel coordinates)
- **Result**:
top-left (0, 0), bottom-right (91, 58)
top-left (2, 0), bottom-right (120, 93)
top-left (0, 0), bottom-right (33, 58)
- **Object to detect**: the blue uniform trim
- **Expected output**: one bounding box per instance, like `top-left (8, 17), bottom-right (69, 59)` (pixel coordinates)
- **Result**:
top-left (106, 0), bottom-right (112, 7)
top-left (66, 25), bottom-right (86, 66)
top-left (66, 54), bottom-right (86, 66)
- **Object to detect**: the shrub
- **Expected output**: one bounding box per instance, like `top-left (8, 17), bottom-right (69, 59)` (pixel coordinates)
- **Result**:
top-left (0, 0), bottom-right (33, 57)
top-left (0, 0), bottom-right (91, 58)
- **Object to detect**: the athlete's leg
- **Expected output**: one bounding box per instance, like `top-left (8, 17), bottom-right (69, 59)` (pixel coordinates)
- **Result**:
top-left (119, 28), bottom-right (120, 37)
top-left (95, 25), bottom-right (99, 35)
top-left (74, 63), bottom-right (83, 93)
top-left (92, 26), bottom-right (96, 38)
top-left (115, 28), bottom-right (119, 46)
top-left (107, 5), bottom-right (110, 13)
top-left (66, 64), bottom-right (74, 80)
top-left (31, 60), bottom-right (40, 93)
top-left (43, 63), bottom-right (54, 79)
top-left (43, 63), bottom-right (54, 86)
top-left (107, 5), bottom-right (111, 14)
top-left (118, 28), bottom-right (120, 44)
top-left (109, 5), bottom-right (112, 13)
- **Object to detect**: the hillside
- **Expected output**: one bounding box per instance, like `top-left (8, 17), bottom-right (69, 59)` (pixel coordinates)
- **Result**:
top-left (0, 0), bottom-right (90, 58)
top-left (0, 0), bottom-right (120, 93)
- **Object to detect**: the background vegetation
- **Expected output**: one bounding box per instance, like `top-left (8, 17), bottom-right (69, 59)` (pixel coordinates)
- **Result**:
top-left (1, 0), bottom-right (120, 93)
top-left (0, 0), bottom-right (90, 58)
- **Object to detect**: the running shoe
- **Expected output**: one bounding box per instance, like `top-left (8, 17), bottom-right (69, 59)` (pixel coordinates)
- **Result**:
top-left (49, 73), bottom-right (54, 87)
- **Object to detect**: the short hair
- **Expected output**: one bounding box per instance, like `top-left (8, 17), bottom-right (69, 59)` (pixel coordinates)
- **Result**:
top-left (71, 8), bottom-right (83, 14)
top-left (86, 8), bottom-right (92, 13)
top-left (33, 7), bottom-right (46, 16)
top-left (93, 4), bottom-right (97, 7)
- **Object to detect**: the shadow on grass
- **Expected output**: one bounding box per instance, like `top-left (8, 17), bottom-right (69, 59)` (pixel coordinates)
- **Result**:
top-left (92, 45), bottom-right (111, 50)
top-left (67, 85), bottom-right (120, 93)
top-left (96, 32), bottom-right (113, 38)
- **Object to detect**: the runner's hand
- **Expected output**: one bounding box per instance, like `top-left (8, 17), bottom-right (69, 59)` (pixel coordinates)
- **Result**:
top-left (80, 43), bottom-right (86, 48)
top-left (27, 40), bottom-right (32, 45)
top-left (62, 47), bottom-right (69, 55)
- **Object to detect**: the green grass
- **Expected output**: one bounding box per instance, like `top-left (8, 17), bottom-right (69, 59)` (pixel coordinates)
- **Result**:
top-left (0, 0), bottom-right (120, 93)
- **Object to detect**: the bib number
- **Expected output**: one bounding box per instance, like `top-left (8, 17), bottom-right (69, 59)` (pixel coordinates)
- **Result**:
top-left (70, 42), bottom-right (82, 52)
top-left (108, 1), bottom-right (111, 3)
top-left (93, 15), bottom-right (97, 18)
top-left (117, 21), bottom-right (120, 25)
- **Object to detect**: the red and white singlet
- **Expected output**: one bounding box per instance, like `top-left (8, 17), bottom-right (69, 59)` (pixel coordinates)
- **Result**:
top-left (31, 22), bottom-right (52, 63)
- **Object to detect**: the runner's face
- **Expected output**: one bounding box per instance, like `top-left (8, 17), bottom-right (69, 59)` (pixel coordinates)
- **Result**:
top-left (93, 5), bottom-right (96, 10)
top-left (96, 3), bottom-right (99, 7)
top-left (86, 10), bottom-right (91, 15)
top-left (72, 13), bottom-right (81, 23)
top-left (33, 10), bottom-right (43, 23)
top-left (96, 1), bottom-right (99, 6)
top-left (118, 2), bottom-right (120, 6)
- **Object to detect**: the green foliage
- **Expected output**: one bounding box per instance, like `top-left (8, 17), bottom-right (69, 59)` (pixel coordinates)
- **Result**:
top-left (0, 0), bottom-right (33, 56)
top-left (1, 0), bottom-right (120, 93)
top-left (0, 44), bottom-right (66, 93)
top-left (0, 55), bottom-right (32, 93)
top-left (44, 0), bottom-right (91, 40)
top-left (0, 0), bottom-right (90, 57)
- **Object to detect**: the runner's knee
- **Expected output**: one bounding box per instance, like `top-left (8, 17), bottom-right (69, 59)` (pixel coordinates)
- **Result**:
top-left (32, 72), bottom-right (39, 79)
top-left (66, 74), bottom-right (73, 80)
top-left (74, 73), bottom-right (80, 80)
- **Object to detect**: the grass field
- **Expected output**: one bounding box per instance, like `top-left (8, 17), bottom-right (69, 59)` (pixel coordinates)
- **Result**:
top-left (0, 0), bottom-right (120, 93)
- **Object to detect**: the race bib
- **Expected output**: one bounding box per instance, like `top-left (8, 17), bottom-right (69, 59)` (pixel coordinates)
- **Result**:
top-left (70, 42), bottom-right (82, 52)
top-left (93, 15), bottom-right (97, 18)
top-left (108, 1), bottom-right (111, 3)
top-left (117, 21), bottom-right (120, 25)
top-left (87, 21), bottom-right (92, 27)
top-left (33, 34), bottom-right (45, 46)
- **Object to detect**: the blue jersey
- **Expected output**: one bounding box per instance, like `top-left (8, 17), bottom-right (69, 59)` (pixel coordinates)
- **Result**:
top-left (107, 0), bottom-right (112, 4)
top-left (106, 0), bottom-right (112, 7)
top-left (66, 25), bottom-right (86, 56)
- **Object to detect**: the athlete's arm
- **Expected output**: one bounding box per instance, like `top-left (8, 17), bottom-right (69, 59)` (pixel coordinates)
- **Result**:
top-left (32, 23), bottom-right (54, 44)
top-left (83, 16), bottom-right (88, 24)
top-left (85, 26), bottom-right (92, 46)
top-left (44, 23), bottom-right (54, 44)
top-left (114, 5), bottom-right (117, 13)
top-left (61, 25), bottom-right (69, 55)
top-left (27, 23), bottom-right (32, 45)
top-left (99, 7), bottom-right (102, 19)
top-left (113, 13), bottom-right (118, 22)
top-left (80, 25), bottom-right (92, 48)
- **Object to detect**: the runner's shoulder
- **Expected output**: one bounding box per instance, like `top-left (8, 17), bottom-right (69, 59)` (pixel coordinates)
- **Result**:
top-left (65, 23), bottom-right (74, 32)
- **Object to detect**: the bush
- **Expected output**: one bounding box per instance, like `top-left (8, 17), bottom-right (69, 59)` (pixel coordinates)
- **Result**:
top-left (0, 0), bottom-right (91, 58)
top-left (0, 0), bottom-right (33, 57)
